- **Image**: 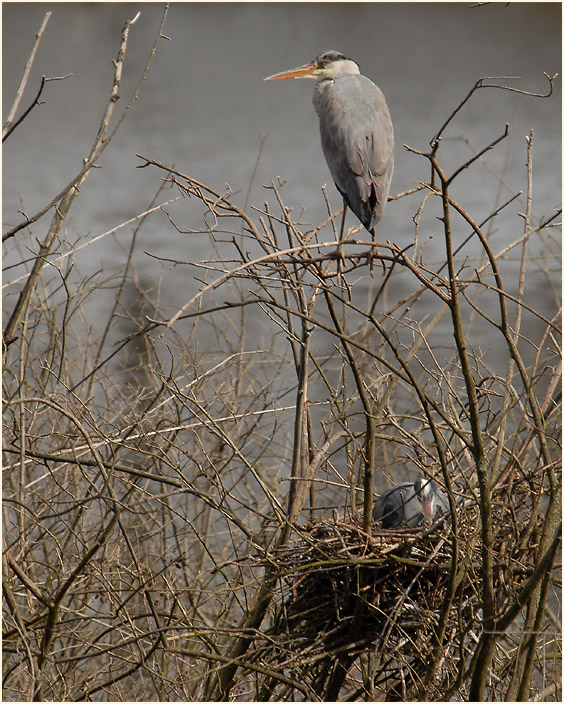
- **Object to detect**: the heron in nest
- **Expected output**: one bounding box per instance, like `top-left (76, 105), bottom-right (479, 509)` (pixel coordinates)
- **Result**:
top-left (373, 476), bottom-right (449, 529)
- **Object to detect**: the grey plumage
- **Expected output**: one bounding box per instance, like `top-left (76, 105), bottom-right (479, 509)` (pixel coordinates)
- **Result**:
top-left (313, 63), bottom-right (394, 234)
top-left (373, 477), bottom-right (449, 529)
top-left (265, 50), bottom-right (394, 236)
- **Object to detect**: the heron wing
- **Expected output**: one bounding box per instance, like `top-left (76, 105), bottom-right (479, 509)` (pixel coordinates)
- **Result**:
top-left (373, 483), bottom-right (415, 528)
top-left (314, 74), bottom-right (394, 233)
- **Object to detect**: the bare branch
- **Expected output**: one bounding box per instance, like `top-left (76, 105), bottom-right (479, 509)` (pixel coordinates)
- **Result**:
top-left (2, 11), bottom-right (52, 137)
top-left (2, 74), bottom-right (72, 143)
top-left (431, 73), bottom-right (557, 146)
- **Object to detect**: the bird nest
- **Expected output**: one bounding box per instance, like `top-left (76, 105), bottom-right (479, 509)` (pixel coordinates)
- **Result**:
top-left (270, 518), bottom-right (454, 654)
top-left (251, 490), bottom-right (546, 700)
top-left (259, 514), bottom-right (475, 698)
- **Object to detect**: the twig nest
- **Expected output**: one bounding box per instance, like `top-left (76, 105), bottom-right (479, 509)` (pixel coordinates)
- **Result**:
top-left (269, 517), bottom-right (455, 656)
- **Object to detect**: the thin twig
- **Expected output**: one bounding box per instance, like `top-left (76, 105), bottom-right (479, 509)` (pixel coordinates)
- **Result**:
top-left (431, 73), bottom-right (557, 146)
top-left (3, 11), bottom-right (52, 137)
top-left (3, 74), bottom-right (72, 143)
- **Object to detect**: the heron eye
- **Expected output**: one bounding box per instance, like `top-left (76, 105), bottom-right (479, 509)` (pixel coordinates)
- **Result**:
top-left (319, 61), bottom-right (326, 68)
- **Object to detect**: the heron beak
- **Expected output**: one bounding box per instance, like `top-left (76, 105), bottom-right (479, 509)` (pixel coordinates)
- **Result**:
top-left (264, 62), bottom-right (317, 81)
top-left (421, 500), bottom-right (433, 524)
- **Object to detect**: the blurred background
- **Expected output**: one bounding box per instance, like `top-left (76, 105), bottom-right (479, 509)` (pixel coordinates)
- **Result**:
top-left (3, 2), bottom-right (562, 359)
top-left (4, 4), bottom-right (561, 232)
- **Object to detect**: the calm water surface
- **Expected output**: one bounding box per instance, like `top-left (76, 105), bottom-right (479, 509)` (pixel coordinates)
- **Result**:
top-left (3, 3), bottom-right (561, 377)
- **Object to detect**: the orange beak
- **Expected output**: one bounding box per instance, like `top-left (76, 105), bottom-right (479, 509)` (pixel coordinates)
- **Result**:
top-left (264, 62), bottom-right (317, 81)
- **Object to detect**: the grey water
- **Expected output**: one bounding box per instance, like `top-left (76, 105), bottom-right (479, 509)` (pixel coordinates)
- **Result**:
top-left (3, 2), bottom-right (561, 389)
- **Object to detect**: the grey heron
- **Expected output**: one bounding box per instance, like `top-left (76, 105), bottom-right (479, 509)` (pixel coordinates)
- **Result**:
top-left (265, 50), bottom-right (394, 251)
top-left (372, 476), bottom-right (449, 529)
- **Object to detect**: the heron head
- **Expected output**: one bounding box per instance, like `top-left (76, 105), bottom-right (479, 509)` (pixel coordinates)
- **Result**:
top-left (264, 51), bottom-right (360, 82)
top-left (414, 476), bottom-right (437, 524)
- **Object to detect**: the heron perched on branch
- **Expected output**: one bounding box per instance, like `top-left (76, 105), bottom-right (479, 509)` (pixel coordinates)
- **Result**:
top-left (265, 50), bottom-right (394, 252)
top-left (373, 476), bottom-right (449, 529)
